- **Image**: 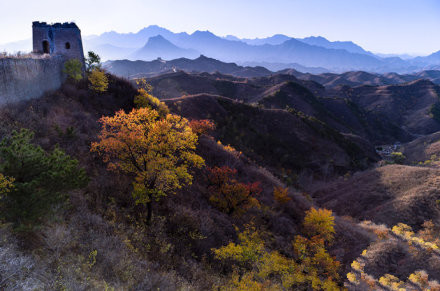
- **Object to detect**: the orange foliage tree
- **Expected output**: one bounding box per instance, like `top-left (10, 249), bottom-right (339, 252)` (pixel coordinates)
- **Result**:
top-left (207, 166), bottom-right (261, 215)
top-left (273, 186), bottom-right (291, 204)
top-left (91, 107), bottom-right (204, 223)
top-left (189, 119), bottom-right (216, 136)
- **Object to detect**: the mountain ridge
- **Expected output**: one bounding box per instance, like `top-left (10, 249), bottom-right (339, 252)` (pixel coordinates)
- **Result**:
top-left (130, 35), bottom-right (199, 60)
top-left (84, 25), bottom-right (439, 73)
top-left (104, 55), bottom-right (440, 87)
top-left (3, 25), bottom-right (439, 73)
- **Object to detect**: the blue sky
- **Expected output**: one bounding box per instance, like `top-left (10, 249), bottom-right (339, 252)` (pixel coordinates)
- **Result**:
top-left (0, 0), bottom-right (439, 55)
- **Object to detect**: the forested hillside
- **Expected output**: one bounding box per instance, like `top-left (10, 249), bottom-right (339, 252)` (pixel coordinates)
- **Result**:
top-left (2, 53), bottom-right (440, 291)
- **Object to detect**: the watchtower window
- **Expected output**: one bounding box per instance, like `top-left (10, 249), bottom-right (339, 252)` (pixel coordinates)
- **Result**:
top-left (65, 42), bottom-right (71, 49)
top-left (42, 40), bottom-right (50, 54)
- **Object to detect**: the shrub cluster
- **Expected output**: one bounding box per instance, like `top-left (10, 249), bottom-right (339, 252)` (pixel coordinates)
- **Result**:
top-left (207, 166), bottom-right (261, 215)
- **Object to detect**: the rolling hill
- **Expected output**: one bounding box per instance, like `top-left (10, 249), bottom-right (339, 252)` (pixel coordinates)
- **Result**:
top-left (105, 55), bottom-right (440, 89)
top-left (164, 94), bottom-right (378, 179)
top-left (140, 69), bottom-right (439, 143)
top-left (104, 55), bottom-right (272, 78)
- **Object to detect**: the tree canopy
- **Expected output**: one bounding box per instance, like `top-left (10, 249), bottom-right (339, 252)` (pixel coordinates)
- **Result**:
top-left (91, 107), bottom-right (204, 223)
top-left (86, 51), bottom-right (101, 72)
top-left (134, 82), bottom-right (169, 117)
top-left (88, 68), bottom-right (109, 93)
top-left (63, 59), bottom-right (83, 81)
top-left (0, 129), bottom-right (88, 229)
top-left (213, 208), bottom-right (341, 290)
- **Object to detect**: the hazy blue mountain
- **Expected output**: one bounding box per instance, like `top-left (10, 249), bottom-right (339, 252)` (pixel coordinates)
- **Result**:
top-left (1, 25), bottom-right (438, 74)
top-left (85, 27), bottom-right (390, 71)
top-left (171, 30), bottom-right (253, 60)
top-left (87, 25), bottom-right (188, 49)
top-left (265, 38), bottom-right (383, 70)
top-left (375, 53), bottom-right (417, 60)
top-left (241, 34), bottom-right (292, 46)
top-left (104, 54), bottom-right (440, 90)
top-left (167, 32), bottom-right (385, 71)
top-left (223, 35), bottom-right (241, 41)
top-left (402, 51), bottom-right (440, 70)
top-left (419, 51), bottom-right (440, 65)
top-left (1, 24), bottom-right (432, 73)
top-left (104, 55), bottom-right (273, 78)
top-left (298, 36), bottom-right (372, 55)
top-left (240, 61), bottom-right (331, 74)
top-left (130, 35), bottom-right (199, 61)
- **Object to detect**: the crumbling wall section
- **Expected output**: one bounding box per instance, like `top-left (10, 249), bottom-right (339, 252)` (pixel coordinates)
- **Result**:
top-left (0, 56), bottom-right (65, 105)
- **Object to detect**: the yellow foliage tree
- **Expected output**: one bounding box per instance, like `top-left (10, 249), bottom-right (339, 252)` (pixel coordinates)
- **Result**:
top-left (88, 68), bottom-right (109, 93)
top-left (0, 173), bottom-right (14, 200)
top-left (408, 270), bottom-right (429, 289)
top-left (91, 107), bottom-right (204, 223)
top-left (347, 272), bottom-right (358, 284)
top-left (303, 208), bottom-right (336, 242)
top-left (134, 81), bottom-right (169, 117)
top-left (273, 186), bottom-right (291, 204)
top-left (213, 208), bottom-right (341, 290)
top-left (379, 274), bottom-right (404, 290)
top-left (213, 225), bottom-right (265, 267)
top-left (392, 223), bottom-right (415, 239)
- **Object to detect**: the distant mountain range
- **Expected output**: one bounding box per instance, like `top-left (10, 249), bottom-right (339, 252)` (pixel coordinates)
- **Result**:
top-left (104, 55), bottom-right (440, 87)
top-left (87, 26), bottom-right (440, 73)
top-left (130, 35), bottom-right (199, 60)
top-left (104, 55), bottom-right (271, 78)
top-left (2, 25), bottom-right (439, 73)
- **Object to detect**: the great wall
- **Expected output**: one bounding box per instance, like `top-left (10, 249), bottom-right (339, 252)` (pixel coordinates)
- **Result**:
top-left (0, 22), bottom-right (85, 105)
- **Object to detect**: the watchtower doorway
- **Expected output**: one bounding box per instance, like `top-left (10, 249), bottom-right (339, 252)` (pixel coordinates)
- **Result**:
top-left (42, 40), bottom-right (50, 54)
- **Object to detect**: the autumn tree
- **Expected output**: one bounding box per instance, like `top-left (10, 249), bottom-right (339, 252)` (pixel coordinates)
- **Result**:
top-left (213, 225), bottom-right (265, 268)
top-left (63, 59), bottom-right (83, 81)
top-left (189, 119), bottom-right (216, 136)
top-left (290, 207), bottom-right (340, 289)
top-left (207, 166), bottom-right (261, 215)
top-left (273, 186), bottom-right (291, 204)
top-left (0, 173), bottom-right (14, 200)
top-left (418, 220), bottom-right (440, 246)
top-left (391, 151), bottom-right (406, 164)
top-left (0, 129), bottom-right (87, 229)
top-left (213, 212), bottom-right (341, 290)
top-left (134, 83), bottom-right (169, 117)
top-left (88, 68), bottom-right (109, 93)
top-left (303, 207), bottom-right (336, 242)
top-left (91, 107), bottom-right (204, 224)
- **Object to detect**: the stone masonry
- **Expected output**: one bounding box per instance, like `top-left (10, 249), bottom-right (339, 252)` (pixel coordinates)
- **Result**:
top-left (0, 22), bottom-right (85, 105)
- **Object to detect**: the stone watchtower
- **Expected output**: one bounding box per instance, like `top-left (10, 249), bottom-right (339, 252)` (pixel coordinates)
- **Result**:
top-left (32, 21), bottom-right (85, 65)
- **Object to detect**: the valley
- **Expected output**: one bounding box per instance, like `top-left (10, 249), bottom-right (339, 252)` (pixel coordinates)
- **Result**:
top-left (1, 6), bottom-right (440, 289)
top-left (3, 52), bottom-right (440, 289)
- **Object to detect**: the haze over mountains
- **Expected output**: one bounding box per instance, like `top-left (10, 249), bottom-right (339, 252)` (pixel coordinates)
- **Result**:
top-left (2, 25), bottom-right (439, 74)
top-left (84, 25), bottom-right (439, 73)
top-left (104, 55), bottom-right (440, 87)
